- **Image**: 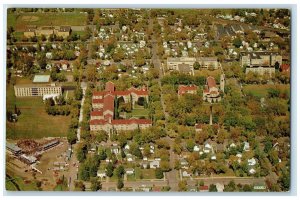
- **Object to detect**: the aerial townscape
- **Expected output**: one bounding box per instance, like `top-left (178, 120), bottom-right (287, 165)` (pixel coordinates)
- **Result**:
top-left (6, 8), bottom-right (290, 192)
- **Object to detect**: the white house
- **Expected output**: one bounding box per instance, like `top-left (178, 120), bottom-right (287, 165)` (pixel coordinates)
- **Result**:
top-left (97, 170), bottom-right (106, 178)
top-left (193, 145), bottom-right (201, 152)
top-left (243, 142), bottom-right (250, 152)
top-left (182, 170), bottom-right (191, 177)
top-left (150, 160), bottom-right (160, 169)
top-left (125, 168), bottom-right (135, 175)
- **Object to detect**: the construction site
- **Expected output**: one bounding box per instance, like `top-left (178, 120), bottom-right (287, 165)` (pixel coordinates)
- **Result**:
top-left (6, 138), bottom-right (74, 191)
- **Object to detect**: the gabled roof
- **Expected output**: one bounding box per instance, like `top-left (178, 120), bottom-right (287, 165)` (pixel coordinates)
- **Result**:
top-left (92, 99), bottom-right (104, 104)
top-left (178, 85), bottom-right (198, 95)
top-left (90, 110), bottom-right (103, 116)
top-left (207, 76), bottom-right (217, 88)
top-left (105, 81), bottom-right (115, 92)
top-left (90, 119), bottom-right (107, 125)
top-left (93, 91), bottom-right (107, 96)
top-left (103, 94), bottom-right (115, 112)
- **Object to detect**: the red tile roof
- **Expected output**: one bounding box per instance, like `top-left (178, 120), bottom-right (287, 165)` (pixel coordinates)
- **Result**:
top-left (105, 81), bottom-right (115, 92)
top-left (90, 110), bottom-right (103, 116)
top-left (199, 185), bottom-right (209, 191)
top-left (128, 87), bottom-right (149, 96)
top-left (93, 91), bottom-right (107, 97)
top-left (92, 99), bottom-right (104, 104)
top-left (90, 119), bottom-right (107, 125)
top-left (207, 76), bottom-right (217, 88)
top-left (111, 119), bottom-right (152, 125)
top-left (114, 91), bottom-right (131, 96)
top-left (103, 94), bottom-right (115, 112)
top-left (195, 124), bottom-right (203, 129)
top-left (178, 85), bottom-right (198, 95)
top-left (280, 64), bottom-right (290, 72)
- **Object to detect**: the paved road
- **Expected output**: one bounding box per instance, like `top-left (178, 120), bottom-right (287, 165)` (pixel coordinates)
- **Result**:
top-left (151, 35), bottom-right (169, 120)
top-left (101, 180), bottom-right (169, 191)
top-left (77, 82), bottom-right (87, 142)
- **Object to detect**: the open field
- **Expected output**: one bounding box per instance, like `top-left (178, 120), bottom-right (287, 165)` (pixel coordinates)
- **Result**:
top-left (130, 108), bottom-right (149, 118)
top-left (8, 12), bottom-right (87, 31)
top-left (243, 84), bottom-right (290, 98)
top-left (6, 84), bottom-right (71, 139)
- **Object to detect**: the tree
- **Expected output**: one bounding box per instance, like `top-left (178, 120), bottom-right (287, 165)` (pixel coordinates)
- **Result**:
top-left (224, 180), bottom-right (236, 192)
top-left (209, 184), bottom-right (218, 192)
top-left (155, 168), bottom-right (164, 179)
top-left (233, 37), bottom-right (242, 48)
top-left (75, 85), bottom-right (83, 100)
top-left (193, 61), bottom-right (200, 70)
top-left (90, 177), bottom-right (102, 191)
top-left (117, 178), bottom-right (124, 190)
top-left (37, 53), bottom-right (47, 70)
top-left (115, 165), bottom-right (125, 178)
top-left (75, 181), bottom-right (85, 191)
top-left (186, 139), bottom-right (195, 152)
top-left (86, 65), bottom-right (97, 82)
top-left (106, 162), bottom-right (114, 177)
top-left (67, 130), bottom-right (77, 144)
top-left (178, 180), bottom-right (187, 191)
top-left (279, 171), bottom-right (290, 191)
top-left (77, 144), bottom-right (87, 163)
top-left (242, 184), bottom-right (253, 192)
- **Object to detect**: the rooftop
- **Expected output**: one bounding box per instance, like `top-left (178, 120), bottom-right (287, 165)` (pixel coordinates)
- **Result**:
top-left (33, 75), bottom-right (51, 83)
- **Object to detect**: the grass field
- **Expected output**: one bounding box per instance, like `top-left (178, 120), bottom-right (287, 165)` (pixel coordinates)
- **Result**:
top-left (6, 167), bottom-right (39, 191)
top-left (129, 108), bottom-right (149, 118)
top-left (243, 84), bottom-right (290, 98)
top-left (6, 84), bottom-right (71, 139)
top-left (8, 12), bottom-right (87, 31)
top-left (135, 168), bottom-right (156, 180)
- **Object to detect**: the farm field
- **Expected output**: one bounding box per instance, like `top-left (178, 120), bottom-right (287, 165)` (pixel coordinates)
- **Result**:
top-left (243, 84), bottom-right (290, 98)
top-left (6, 84), bottom-right (71, 139)
top-left (7, 12), bottom-right (87, 31)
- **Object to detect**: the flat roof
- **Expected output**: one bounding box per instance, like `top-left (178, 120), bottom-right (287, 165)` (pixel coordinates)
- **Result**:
top-left (7, 143), bottom-right (22, 152)
top-left (33, 75), bottom-right (50, 83)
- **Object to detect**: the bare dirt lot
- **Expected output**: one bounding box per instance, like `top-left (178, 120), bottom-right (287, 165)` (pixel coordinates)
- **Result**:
top-left (6, 138), bottom-right (71, 191)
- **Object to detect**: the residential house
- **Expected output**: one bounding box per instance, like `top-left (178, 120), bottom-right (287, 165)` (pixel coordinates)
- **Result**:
top-left (199, 185), bottom-right (209, 192)
top-left (182, 170), bottom-right (191, 177)
top-left (178, 85), bottom-right (198, 96)
top-left (216, 183), bottom-right (224, 192)
top-left (97, 170), bottom-right (106, 178)
top-left (150, 160), bottom-right (160, 169)
top-left (125, 168), bottom-right (135, 175)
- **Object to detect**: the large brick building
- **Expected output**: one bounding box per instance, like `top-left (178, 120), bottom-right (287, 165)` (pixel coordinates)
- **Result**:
top-left (90, 82), bottom-right (152, 133)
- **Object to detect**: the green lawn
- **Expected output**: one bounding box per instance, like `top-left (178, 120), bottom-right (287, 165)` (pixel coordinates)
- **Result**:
top-left (129, 108), bottom-right (149, 118)
top-left (6, 84), bottom-right (71, 139)
top-left (243, 84), bottom-right (290, 98)
top-left (8, 12), bottom-right (87, 31)
top-left (73, 31), bottom-right (86, 37)
top-left (135, 168), bottom-right (156, 180)
top-left (6, 173), bottom-right (38, 191)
